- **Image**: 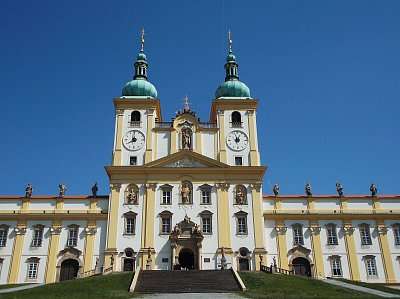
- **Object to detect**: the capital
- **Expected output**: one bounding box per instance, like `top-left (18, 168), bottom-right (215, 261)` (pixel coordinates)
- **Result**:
top-left (85, 227), bottom-right (98, 235)
top-left (50, 227), bottom-right (62, 235)
top-left (308, 226), bottom-right (321, 235)
top-left (115, 109), bottom-right (124, 116)
top-left (251, 182), bottom-right (262, 191)
top-left (110, 183), bottom-right (121, 192)
top-left (15, 227), bottom-right (27, 235)
top-left (216, 183), bottom-right (230, 191)
top-left (274, 226), bottom-right (287, 235)
top-left (145, 183), bottom-right (157, 191)
top-left (342, 226), bottom-right (355, 235)
top-left (377, 226), bottom-right (388, 235)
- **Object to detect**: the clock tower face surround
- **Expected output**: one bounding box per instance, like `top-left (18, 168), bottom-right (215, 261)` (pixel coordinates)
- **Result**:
top-left (226, 130), bottom-right (249, 151)
top-left (123, 130), bottom-right (145, 151)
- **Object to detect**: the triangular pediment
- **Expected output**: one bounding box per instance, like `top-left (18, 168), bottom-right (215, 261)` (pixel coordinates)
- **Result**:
top-left (144, 150), bottom-right (229, 168)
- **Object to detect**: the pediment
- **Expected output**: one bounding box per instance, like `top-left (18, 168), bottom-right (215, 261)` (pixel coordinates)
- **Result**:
top-left (288, 245), bottom-right (311, 256)
top-left (144, 150), bottom-right (229, 168)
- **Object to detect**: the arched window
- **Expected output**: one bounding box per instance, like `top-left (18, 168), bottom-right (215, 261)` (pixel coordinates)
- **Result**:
top-left (359, 223), bottom-right (372, 245)
top-left (231, 111), bottom-right (242, 127)
top-left (124, 212), bottom-right (137, 235)
top-left (159, 210), bottom-right (173, 234)
top-left (200, 210), bottom-right (213, 234)
top-left (325, 223), bottom-right (338, 245)
top-left (130, 111), bottom-right (141, 127)
top-left (235, 211), bottom-right (248, 235)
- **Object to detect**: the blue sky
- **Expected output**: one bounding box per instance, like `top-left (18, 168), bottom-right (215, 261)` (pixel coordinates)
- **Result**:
top-left (0, 1), bottom-right (399, 196)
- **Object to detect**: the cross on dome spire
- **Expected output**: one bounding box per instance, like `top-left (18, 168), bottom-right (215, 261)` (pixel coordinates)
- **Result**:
top-left (183, 94), bottom-right (190, 112)
top-left (228, 30), bottom-right (233, 53)
top-left (140, 28), bottom-right (145, 51)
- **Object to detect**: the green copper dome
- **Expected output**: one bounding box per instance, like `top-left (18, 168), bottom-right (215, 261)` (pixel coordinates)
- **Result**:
top-left (122, 79), bottom-right (158, 98)
top-left (215, 80), bottom-right (250, 98)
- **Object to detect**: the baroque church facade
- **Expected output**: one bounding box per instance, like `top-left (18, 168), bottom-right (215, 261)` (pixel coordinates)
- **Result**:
top-left (0, 31), bottom-right (399, 285)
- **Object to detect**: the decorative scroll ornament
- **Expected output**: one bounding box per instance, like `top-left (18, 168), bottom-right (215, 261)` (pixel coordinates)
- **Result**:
top-left (274, 226), bottom-right (287, 235)
top-left (342, 226), bottom-right (355, 235)
top-left (251, 182), bottom-right (262, 192)
top-left (110, 183), bottom-right (121, 192)
top-left (14, 227), bottom-right (27, 235)
top-left (377, 227), bottom-right (388, 235)
top-left (308, 227), bottom-right (321, 235)
top-left (115, 109), bottom-right (124, 116)
top-left (50, 227), bottom-right (62, 235)
top-left (85, 227), bottom-right (98, 235)
top-left (216, 183), bottom-right (230, 191)
top-left (145, 183), bottom-right (157, 191)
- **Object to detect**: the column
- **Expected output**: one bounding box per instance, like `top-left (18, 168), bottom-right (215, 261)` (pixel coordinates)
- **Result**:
top-left (274, 221), bottom-right (288, 270)
top-left (342, 224), bottom-right (361, 281)
top-left (247, 110), bottom-right (260, 166)
top-left (140, 183), bottom-right (157, 269)
top-left (376, 221), bottom-right (396, 283)
top-left (217, 110), bottom-right (227, 163)
top-left (112, 109), bottom-right (124, 166)
top-left (144, 109), bottom-right (154, 163)
top-left (83, 225), bottom-right (97, 273)
top-left (251, 183), bottom-right (267, 270)
top-left (197, 243), bottom-right (202, 270)
top-left (309, 221), bottom-right (325, 279)
top-left (44, 225), bottom-right (62, 283)
top-left (104, 183), bottom-right (121, 269)
top-left (8, 224), bottom-right (27, 283)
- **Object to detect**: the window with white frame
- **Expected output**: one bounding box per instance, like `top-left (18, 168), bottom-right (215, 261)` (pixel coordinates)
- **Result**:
top-left (393, 224), bottom-right (400, 245)
top-left (200, 210), bottom-right (213, 234)
top-left (326, 224), bottom-right (338, 245)
top-left (330, 256), bottom-right (342, 277)
top-left (124, 212), bottom-right (137, 235)
top-left (200, 184), bottom-right (212, 205)
top-left (235, 211), bottom-right (248, 234)
top-left (292, 224), bottom-right (304, 245)
top-left (67, 225), bottom-right (79, 247)
top-left (26, 257), bottom-right (40, 280)
top-left (160, 184), bottom-right (173, 205)
top-left (160, 211), bottom-right (172, 234)
top-left (32, 225), bottom-right (44, 247)
top-left (0, 225), bottom-right (9, 247)
top-left (364, 256), bottom-right (378, 276)
top-left (359, 224), bottom-right (372, 245)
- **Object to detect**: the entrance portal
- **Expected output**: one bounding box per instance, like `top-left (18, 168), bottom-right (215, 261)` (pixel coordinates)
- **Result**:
top-left (179, 249), bottom-right (194, 270)
top-left (292, 257), bottom-right (311, 277)
top-left (59, 259), bottom-right (79, 281)
top-left (238, 258), bottom-right (250, 271)
top-left (123, 258), bottom-right (135, 271)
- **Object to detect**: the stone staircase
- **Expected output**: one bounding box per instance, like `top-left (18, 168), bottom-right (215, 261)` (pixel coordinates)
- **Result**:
top-left (133, 270), bottom-right (243, 293)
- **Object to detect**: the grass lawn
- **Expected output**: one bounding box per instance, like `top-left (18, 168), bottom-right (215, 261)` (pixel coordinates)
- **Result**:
top-left (238, 272), bottom-right (386, 299)
top-left (337, 278), bottom-right (400, 296)
top-left (0, 283), bottom-right (30, 290)
top-left (0, 272), bottom-right (139, 299)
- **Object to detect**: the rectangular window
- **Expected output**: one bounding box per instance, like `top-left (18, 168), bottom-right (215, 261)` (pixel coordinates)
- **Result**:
top-left (331, 259), bottom-right (342, 277)
top-left (162, 191), bottom-right (171, 204)
top-left (129, 156), bottom-right (137, 166)
top-left (202, 217), bottom-right (212, 234)
top-left (360, 226), bottom-right (372, 245)
top-left (237, 217), bottom-right (247, 234)
top-left (394, 227), bottom-right (400, 245)
top-left (366, 259), bottom-right (377, 276)
top-left (234, 157), bottom-right (243, 166)
top-left (67, 229), bottom-right (78, 247)
top-left (32, 229), bottom-right (43, 247)
top-left (201, 190), bottom-right (211, 204)
top-left (293, 226), bottom-right (304, 245)
top-left (161, 218), bottom-right (171, 234)
top-left (0, 229), bottom-right (7, 247)
top-left (28, 262), bottom-right (39, 279)
top-left (125, 218), bottom-right (135, 234)
top-left (327, 227), bottom-right (338, 245)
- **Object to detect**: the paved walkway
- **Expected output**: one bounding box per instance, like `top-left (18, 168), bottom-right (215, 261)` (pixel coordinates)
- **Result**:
top-left (0, 283), bottom-right (44, 294)
top-left (322, 279), bottom-right (400, 298)
top-left (142, 293), bottom-right (243, 299)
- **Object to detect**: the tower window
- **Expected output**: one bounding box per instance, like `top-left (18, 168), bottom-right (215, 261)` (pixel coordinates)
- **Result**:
top-left (231, 111), bottom-right (242, 128)
top-left (234, 157), bottom-right (243, 166)
top-left (200, 184), bottom-right (212, 205)
top-left (130, 111), bottom-right (141, 127)
top-left (129, 156), bottom-right (137, 166)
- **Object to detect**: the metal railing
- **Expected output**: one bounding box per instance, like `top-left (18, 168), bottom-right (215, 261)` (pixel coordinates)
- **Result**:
top-left (260, 264), bottom-right (294, 276)
top-left (155, 122), bottom-right (173, 128)
top-left (230, 122), bottom-right (243, 128)
top-left (199, 122), bottom-right (217, 128)
top-left (128, 121), bottom-right (141, 127)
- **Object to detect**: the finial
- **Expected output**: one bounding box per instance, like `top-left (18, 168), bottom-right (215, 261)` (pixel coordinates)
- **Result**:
top-left (140, 28), bottom-right (145, 51)
top-left (184, 94), bottom-right (190, 111)
top-left (228, 30), bottom-right (233, 53)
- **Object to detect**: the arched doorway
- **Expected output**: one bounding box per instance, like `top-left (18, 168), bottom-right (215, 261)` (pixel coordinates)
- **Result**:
top-left (292, 257), bottom-right (311, 276)
top-left (59, 259), bottom-right (79, 281)
top-left (179, 249), bottom-right (194, 270)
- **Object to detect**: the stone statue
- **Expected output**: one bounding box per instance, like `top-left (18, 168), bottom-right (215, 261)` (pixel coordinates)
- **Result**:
top-left (25, 183), bottom-right (33, 198)
top-left (273, 184), bottom-right (279, 197)
top-left (305, 183), bottom-right (312, 197)
top-left (126, 188), bottom-right (138, 204)
top-left (110, 254), bottom-right (114, 266)
top-left (95, 257), bottom-right (99, 273)
top-left (370, 183), bottom-right (378, 197)
top-left (182, 129), bottom-right (191, 150)
top-left (146, 247), bottom-right (152, 270)
top-left (336, 182), bottom-right (344, 197)
top-left (181, 183), bottom-right (191, 204)
top-left (273, 256), bottom-right (277, 267)
top-left (235, 187), bottom-right (245, 204)
top-left (59, 183), bottom-right (67, 197)
top-left (220, 247), bottom-right (227, 270)
top-left (259, 254), bottom-right (264, 265)
top-left (91, 182), bottom-right (98, 197)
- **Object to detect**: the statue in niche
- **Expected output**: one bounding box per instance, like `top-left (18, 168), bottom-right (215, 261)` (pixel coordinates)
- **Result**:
top-left (305, 183), bottom-right (312, 197)
top-left (91, 182), bottom-right (98, 197)
top-left (25, 183), bottom-right (33, 198)
top-left (370, 183), bottom-right (378, 197)
top-left (126, 187), bottom-right (138, 204)
top-left (59, 183), bottom-right (67, 197)
top-left (235, 186), bottom-right (246, 204)
top-left (273, 184), bottom-right (279, 197)
top-left (181, 128), bottom-right (192, 150)
top-left (181, 183), bottom-right (191, 204)
top-left (336, 182), bottom-right (344, 197)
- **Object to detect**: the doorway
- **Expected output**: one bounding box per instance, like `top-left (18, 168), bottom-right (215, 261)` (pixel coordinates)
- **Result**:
top-left (179, 249), bottom-right (195, 269)
top-left (292, 257), bottom-right (311, 276)
top-left (123, 258), bottom-right (135, 271)
top-left (238, 258), bottom-right (250, 271)
top-left (59, 259), bottom-right (79, 281)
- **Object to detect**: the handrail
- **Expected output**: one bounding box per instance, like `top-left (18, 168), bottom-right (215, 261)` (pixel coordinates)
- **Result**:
top-left (260, 264), bottom-right (294, 276)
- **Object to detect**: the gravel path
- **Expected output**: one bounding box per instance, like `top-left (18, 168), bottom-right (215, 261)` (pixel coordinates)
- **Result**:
top-left (0, 283), bottom-right (44, 294)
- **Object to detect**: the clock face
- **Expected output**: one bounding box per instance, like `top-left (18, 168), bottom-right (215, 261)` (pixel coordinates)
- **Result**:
top-left (123, 130), bottom-right (145, 151)
top-left (226, 130), bottom-right (249, 151)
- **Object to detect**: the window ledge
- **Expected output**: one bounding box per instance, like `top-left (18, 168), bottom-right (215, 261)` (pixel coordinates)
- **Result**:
top-left (123, 233), bottom-right (136, 236)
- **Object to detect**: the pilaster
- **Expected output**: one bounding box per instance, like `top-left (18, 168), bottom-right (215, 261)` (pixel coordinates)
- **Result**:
top-left (171, 130), bottom-right (177, 154)
top-left (247, 110), bottom-right (260, 166)
top-left (112, 109), bottom-right (124, 166)
top-left (376, 221), bottom-right (396, 283)
top-left (274, 221), bottom-right (288, 269)
top-left (83, 224), bottom-right (97, 272)
top-left (217, 111), bottom-right (227, 163)
top-left (342, 223), bottom-right (361, 281)
top-left (44, 225), bottom-right (62, 283)
top-left (216, 183), bottom-right (231, 249)
top-left (144, 109), bottom-right (154, 163)
top-left (195, 129), bottom-right (202, 154)
top-left (105, 183), bottom-right (121, 259)
top-left (8, 223), bottom-right (27, 283)
top-left (309, 221), bottom-right (325, 279)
